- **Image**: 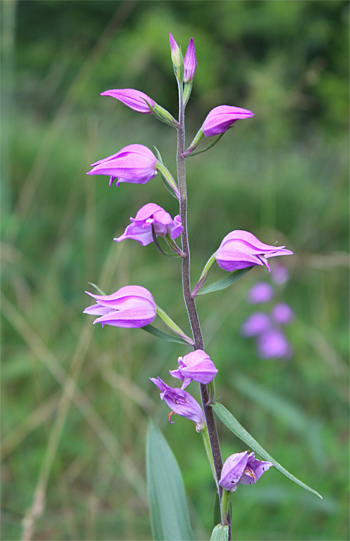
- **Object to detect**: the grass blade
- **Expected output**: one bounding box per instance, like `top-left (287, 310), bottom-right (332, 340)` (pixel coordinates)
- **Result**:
top-left (197, 267), bottom-right (253, 296)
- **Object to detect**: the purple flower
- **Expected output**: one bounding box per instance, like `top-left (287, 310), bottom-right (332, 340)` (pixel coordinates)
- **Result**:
top-left (219, 451), bottom-right (273, 492)
top-left (169, 32), bottom-right (181, 67)
top-left (215, 230), bottom-right (293, 272)
top-left (184, 37), bottom-right (196, 83)
top-left (272, 264), bottom-right (289, 285)
top-left (114, 203), bottom-right (183, 247)
top-left (87, 144), bottom-right (158, 187)
top-left (241, 312), bottom-right (271, 337)
top-left (84, 285), bottom-right (156, 328)
top-left (271, 303), bottom-right (295, 326)
top-left (257, 328), bottom-right (293, 359)
top-left (247, 282), bottom-right (274, 304)
top-left (169, 349), bottom-right (218, 389)
top-left (202, 105), bottom-right (254, 137)
top-left (100, 88), bottom-right (155, 114)
top-left (150, 377), bottom-right (205, 432)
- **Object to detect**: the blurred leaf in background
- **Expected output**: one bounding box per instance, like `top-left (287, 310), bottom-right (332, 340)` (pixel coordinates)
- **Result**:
top-left (2, 1), bottom-right (349, 540)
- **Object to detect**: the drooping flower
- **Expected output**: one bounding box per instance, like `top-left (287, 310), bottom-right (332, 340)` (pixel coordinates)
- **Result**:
top-left (247, 282), bottom-right (274, 304)
top-left (169, 32), bottom-right (181, 67)
top-left (114, 203), bottom-right (183, 247)
top-left (256, 328), bottom-right (293, 360)
top-left (184, 37), bottom-right (197, 83)
top-left (271, 303), bottom-right (295, 325)
top-left (150, 377), bottom-right (205, 432)
top-left (100, 88), bottom-right (155, 114)
top-left (84, 285), bottom-right (156, 328)
top-left (215, 230), bottom-right (293, 272)
top-left (170, 349), bottom-right (218, 389)
top-left (219, 451), bottom-right (273, 493)
top-left (202, 105), bottom-right (254, 137)
top-left (241, 312), bottom-right (271, 338)
top-left (87, 144), bottom-right (158, 187)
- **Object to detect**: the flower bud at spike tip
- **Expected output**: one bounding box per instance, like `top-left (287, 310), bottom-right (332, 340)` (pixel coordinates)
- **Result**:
top-left (219, 451), bottom-right (273, 492)
top-left (100, 89), bottom-right (155, 114)
top-left (215, 230), bottom-right (293, 272)
top-left (84, 286), bottom-right (156, 328)
top-left (150, 377), bottom-right (205, 432)
top-left (114, 203), bottom-right (183, 247)
top-left (87, 144), bottom-right (158, 187)
top-left (170, 350), bottom-right (218, 389)
top-left (202, 105), bottom-right (254, 137)
top-left (169, 32), bottom-right (181, 67)
top-left (184, 37), bottom-right (196, 83)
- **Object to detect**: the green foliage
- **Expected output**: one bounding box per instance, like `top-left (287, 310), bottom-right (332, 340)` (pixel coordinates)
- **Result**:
top-left (146, 420), bottom-right (194, 541)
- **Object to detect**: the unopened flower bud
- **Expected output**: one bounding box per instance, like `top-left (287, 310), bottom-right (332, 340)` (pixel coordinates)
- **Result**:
top-left (184, 37), bottom-right (196, 83)
top-left (169, 32), bottom-right (181, 68)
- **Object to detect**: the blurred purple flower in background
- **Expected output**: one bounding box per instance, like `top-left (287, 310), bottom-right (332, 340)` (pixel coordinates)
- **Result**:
top-left (215, 230), bottom-right (293, 272)
top-left (114, 203), bottom-right (182, 246)
top-left (84, 285), bottom-right (156, 328)
top-left (247, 282), bottom-right (274, 304)
top-left (184, 37), bottom-right (197, 83)
top-left (272, 264), bottom-right (290, 284)
top-left (257, 328), bottom-right (293, 360)
top-left (100, 88), bottom-right (155, 114)
top-left (202, 105), bottom-right (254, 137)
top-left (87, 144), bottom-right (158, 187)
top-left (241, 312), bottom-right (271, 337)
top-left (272, 303), bottom-right (295, 325)
top-left (170, 349), bottom-right (218, 389)
top-left (219, 451), bottom-right (273, 492)
top-left (150, 377), bottom-right (205, 431)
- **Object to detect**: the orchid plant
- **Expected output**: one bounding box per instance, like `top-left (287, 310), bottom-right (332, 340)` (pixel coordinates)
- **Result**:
top-left (85, 34), bottom-right (321, 540)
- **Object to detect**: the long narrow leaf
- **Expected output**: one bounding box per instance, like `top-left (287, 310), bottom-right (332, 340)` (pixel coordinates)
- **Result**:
top-left (146, 420), bottom-right (194, 541)
top-left (197, 267), bottom-right (253, 296)
top-left (212, 402), bottom-right (322, 499)
top-left (141, 324), bottom-right (188, 345)
top-left (210, 524), bottom-right (229, 541)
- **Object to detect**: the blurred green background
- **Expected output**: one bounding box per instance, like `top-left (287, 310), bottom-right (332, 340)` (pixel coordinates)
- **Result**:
top-left (1, 1), bottom-right (349, 540)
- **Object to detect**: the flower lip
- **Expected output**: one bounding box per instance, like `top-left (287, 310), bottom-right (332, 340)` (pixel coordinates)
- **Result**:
top-left (202, 105), bottom-right (254, 137)
top-left (87, 144), bottom-right (158, 187)
top-left (100, 88), bottom-right (155, 114)
top-left (114, 203), bottom-right (183, 247)
top-left (84, 285), bottom-right (156, 328)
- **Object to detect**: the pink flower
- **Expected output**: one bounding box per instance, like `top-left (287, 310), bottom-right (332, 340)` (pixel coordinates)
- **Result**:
top-left (184, 38), bottom-right (197, 83)
top-left (241, 313), bottom-right (271, 337)
top-left (271, 303), bottom-right (295, 326)
top-left (202, 105), bottom-right (254, 137)
top-left (169, 349), bottom-right (218, 389)
top-left (84, 285), bottom-right (156, 328)
top-left (100, 88), bottom-right (155, 114)
top-left (215, 230), bottom-right (293, 272)
top-left (257, 328), bottom-right (293, 360)
top-left (114, 203), bottom-right (183, 246)
top-left (87, 144), bottom-right (158, 187)
top-left (150, 377), bottom-right (205, 432)
top-left (247, 282), bottom-right (274, 304)
top-left (219, 451), bottom-right (273, 492)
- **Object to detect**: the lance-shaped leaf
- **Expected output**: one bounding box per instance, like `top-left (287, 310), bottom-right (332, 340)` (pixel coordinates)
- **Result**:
top-left (146, 420), bottom-right (194, 541)
top-left (212, 402), bottom-right (322, 499)
top-left (141, 325), bottom-right (189, 345)
top-left (197, 267), bottom-right (253, 296)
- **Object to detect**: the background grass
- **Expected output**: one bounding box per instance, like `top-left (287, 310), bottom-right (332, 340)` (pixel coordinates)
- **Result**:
top-left (1, 1), bottom-right (349, 540)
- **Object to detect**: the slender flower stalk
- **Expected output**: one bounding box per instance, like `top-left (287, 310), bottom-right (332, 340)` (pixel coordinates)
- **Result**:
top-left (175, 72), bottom-right (227, 528)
